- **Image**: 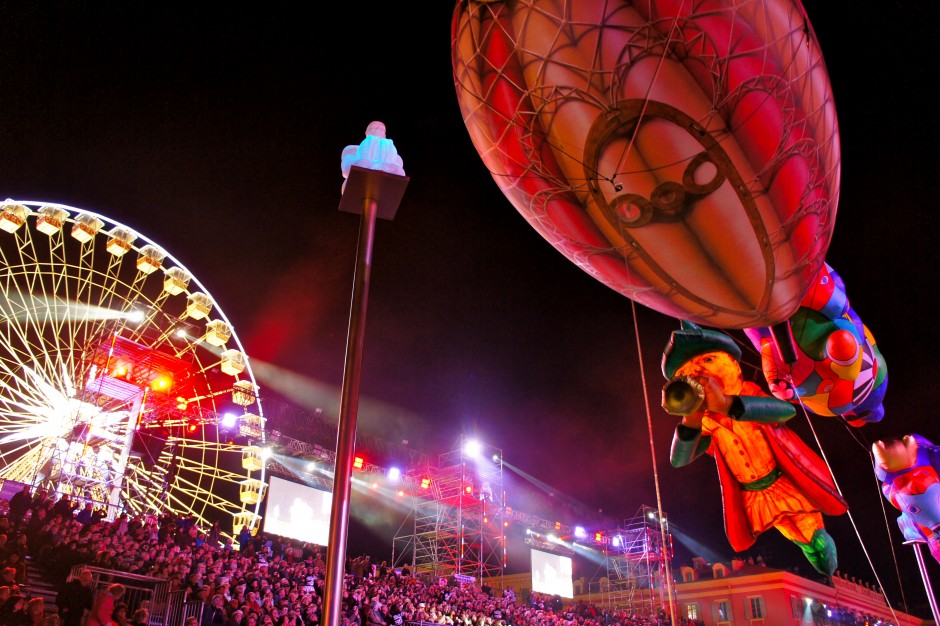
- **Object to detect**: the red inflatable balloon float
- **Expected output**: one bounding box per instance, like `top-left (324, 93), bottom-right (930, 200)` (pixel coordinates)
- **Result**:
top-left (452, 0), bottom-right (840, 328)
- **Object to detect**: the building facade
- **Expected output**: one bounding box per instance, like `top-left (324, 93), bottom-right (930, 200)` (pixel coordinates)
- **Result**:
top-left (674, 560), bottom-right (927, 626)
top-left (485, 559), bottom-right (931, 626)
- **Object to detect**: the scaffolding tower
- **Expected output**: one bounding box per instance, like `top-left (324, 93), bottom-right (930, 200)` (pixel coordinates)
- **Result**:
top-left (43, 333), bottom-right (195, 520)
top-left (394, 436), bottom-right (505, 584)
top-left (604, 505), bottom-right (674, 616)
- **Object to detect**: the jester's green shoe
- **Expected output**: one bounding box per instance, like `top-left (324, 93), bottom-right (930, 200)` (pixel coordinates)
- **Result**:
top-left (794, 528), bottom-right (838, 576)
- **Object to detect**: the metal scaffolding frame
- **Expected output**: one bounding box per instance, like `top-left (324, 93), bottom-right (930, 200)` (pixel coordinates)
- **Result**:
top-left (43, 333), bottom-right (196, 520)
top-left (394, 436), bottom-right (505, 583)
top-left (604, 505), bottom-right (674, 615)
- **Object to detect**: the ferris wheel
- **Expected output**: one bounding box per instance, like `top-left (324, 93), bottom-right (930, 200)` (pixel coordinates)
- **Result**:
top-left (0, 199), bottom-right (266, 538)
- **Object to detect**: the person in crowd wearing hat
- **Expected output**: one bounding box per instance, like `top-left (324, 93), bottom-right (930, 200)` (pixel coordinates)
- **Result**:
top-left (225, 608), bottom-right (246, 626)
top-left (365, 599), bottom-right (385, 626)
top-left (661, 321), bottom-right (848, 575)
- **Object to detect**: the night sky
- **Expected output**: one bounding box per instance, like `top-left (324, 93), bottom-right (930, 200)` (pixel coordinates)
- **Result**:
top-left (3, 1), bottom-right (938, 616)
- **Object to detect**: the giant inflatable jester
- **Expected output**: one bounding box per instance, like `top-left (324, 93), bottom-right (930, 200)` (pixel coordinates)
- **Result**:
top-left (662, 321), bottom-right (847, 575)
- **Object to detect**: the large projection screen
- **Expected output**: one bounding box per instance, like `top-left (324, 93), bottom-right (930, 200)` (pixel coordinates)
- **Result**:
top-left (263, 475), bottom-right (332, 546)
top-left (530, 549), bottom-right (574, 598)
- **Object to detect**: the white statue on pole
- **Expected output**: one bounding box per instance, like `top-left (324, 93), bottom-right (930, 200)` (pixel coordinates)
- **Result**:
top-left (340, 121), bottom-right (405, 193)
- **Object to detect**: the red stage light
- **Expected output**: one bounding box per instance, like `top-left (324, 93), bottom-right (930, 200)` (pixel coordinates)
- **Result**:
top-left (186, 421), bottom-right (198, 434)
top-left (353, 456), bottom-right (364, 469)
top-left (420, 478), bottom-right (430, 489)
top-left (595, 532), bottom-right (603, 542)
top-left (465, 485), bottom-right (472, 494)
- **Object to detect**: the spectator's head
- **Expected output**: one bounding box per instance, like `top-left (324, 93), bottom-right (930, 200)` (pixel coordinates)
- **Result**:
top-left (0, 586), bottom-right (10, 602)
top-left (108, 583), bottom-right (126, 600)
top-left (78, 569), bottom-right (93, 586)
top-left (132, 608), bottom-right (149, 623)
top-left (1, 567), bottom-right (15, 581)
top-left (112, 602), bottom-right (128, 621)
top-left (26, 596), bottom-right (46, 620)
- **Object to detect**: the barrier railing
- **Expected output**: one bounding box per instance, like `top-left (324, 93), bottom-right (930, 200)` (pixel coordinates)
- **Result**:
top-left (66, 565), bottom-right (171, 626)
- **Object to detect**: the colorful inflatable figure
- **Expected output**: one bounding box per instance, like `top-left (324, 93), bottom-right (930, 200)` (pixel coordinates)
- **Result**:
top-left (662, 321), bottom-right (847, 575)
top-left (872, 434), bottom-right (940, 564)
top-left (743, 264), bottom-right (888, 426)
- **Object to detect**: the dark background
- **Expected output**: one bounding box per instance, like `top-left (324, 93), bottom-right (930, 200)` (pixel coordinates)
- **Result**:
top-left (2, 1), bottom-right (938, 617)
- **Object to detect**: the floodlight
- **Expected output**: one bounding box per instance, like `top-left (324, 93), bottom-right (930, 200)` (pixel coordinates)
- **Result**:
top-left (464, 439), bottom-right (482, 458)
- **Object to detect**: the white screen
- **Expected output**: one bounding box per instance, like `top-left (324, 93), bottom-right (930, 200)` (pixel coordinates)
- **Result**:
top-left (263, 475), bottom-right (332, 546)
top-left (530, 549), bottom-right (573, 598)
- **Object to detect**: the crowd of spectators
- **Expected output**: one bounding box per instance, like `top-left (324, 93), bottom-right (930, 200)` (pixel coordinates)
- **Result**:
top-left (0, 485), bottom-right (703, 626)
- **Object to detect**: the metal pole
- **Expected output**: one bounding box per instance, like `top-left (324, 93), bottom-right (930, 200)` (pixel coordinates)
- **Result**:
top-left (913, 543), bottom-right (940, 624)
top-left (322, 197), bottom-right (378, 626)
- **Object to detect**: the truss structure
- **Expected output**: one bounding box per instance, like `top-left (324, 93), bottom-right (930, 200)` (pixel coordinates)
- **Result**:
top-left (604, 505), bottom-right (674, 615)
top-left (41, 333), bottom-right (197, 513)
top-left (394, 436), bottom-right (505, 583)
